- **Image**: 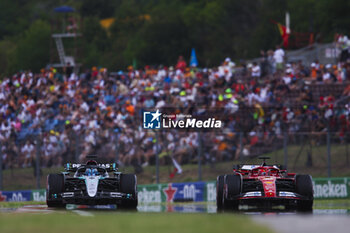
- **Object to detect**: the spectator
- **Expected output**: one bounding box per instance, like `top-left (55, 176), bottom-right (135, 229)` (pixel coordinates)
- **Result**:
top-left (20, 140), bottom-right (35, 168)
top-left (0, 53), bottom-right (348, 173)
top-left (175, 56), bottom-right (187, 72)
top-left (273, 45), bottom-right (285, 72)
top-left (251, 62), bottom-right (261, 78)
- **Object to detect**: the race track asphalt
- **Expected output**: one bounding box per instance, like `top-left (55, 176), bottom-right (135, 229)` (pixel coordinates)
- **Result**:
top-left (253, 215), bottom-right (350, 233)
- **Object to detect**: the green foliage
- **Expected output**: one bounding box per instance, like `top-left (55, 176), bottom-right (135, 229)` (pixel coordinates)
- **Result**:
top-left (80, 17), bottom-right (111, 68)
top-left (0, 40), bottom-right (16, 77)
top-left (10, 20), bottom-right (51, 73)
top-left (80, 0), bottom-right (117, 18)
top-left (1, 0), bottom-right (350, 73)
top-left (82, 17), bottom-right (110, 51)
top-left (0, 0), bottom-right (30, 40)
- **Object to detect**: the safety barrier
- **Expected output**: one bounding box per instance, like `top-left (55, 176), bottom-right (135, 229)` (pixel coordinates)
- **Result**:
top-left (0, 177), bottom-right (349, 203)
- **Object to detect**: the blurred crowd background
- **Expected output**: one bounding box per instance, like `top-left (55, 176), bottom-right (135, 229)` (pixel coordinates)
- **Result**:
top-left (1, 0), bottom-right (350, 175)
top-left (1, 45), bottom-right (350, 173)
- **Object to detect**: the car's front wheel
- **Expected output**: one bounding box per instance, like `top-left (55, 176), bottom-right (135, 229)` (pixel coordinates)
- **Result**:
top-left (295, 174), bottom-right (313, 211)
top-left (118, 174), bottom-right (138, 210)
top-left (46, 174), bottom-right (65, 208)
top-left (216, 175), bottom-right (224, 211)
top-left (223, 174), bottom-right (241, 210)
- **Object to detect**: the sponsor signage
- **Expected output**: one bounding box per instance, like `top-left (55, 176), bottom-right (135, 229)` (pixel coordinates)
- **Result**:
top-left (313, 178), bottom-right (350, 199)
top-left (67, 163), bottom-right (113, 169)
top-left (138, 184), bottom-right (164, 204)
top-left (206, 182), bottom-right (217, 202)
top-left (1, 177), bottom-right (350, 203)
top-left (172, 182), bottom-right (205, 202)
top-left (0, 191), bottom-right (31, 202)
top-left (32, 189), bottom-right (46, 202)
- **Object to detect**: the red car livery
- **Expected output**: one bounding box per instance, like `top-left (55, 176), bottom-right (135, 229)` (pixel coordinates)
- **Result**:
top-left (216, 157), bottom-right (313, 211)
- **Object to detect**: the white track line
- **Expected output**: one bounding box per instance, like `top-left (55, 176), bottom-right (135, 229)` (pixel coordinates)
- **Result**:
top-left (72, 210), bottom-right (94, 217)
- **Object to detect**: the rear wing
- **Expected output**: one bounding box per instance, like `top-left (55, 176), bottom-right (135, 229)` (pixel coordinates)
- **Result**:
top-left (64, 163), bottom-right (118, 172)
top-left (233, 164), bottom-right (286, 171)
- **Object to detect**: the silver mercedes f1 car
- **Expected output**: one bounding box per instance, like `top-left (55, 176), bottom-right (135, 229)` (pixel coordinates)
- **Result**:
top-left (46, 158), bottom-right (137, 209)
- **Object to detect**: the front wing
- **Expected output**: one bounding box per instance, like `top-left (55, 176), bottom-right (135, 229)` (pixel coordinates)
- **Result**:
top-left (227, 192), bottom-right (312, 207)
top-left (50, 191), bottom-right (136, 205)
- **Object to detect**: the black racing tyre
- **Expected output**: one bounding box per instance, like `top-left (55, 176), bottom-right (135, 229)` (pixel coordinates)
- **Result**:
top-left (46, 174), bottom-right (65, 208)
top-left (119, 174), bottom-right (138, 209)
top-left (216, 175), bottom-right (224, 211)
top-left (295, 174), bottom-right (313, 211)
top-left (223, 174), bottom-right (241, 210)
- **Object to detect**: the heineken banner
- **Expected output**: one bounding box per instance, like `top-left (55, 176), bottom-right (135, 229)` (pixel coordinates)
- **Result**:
top-left (0, 177), bottom-right (349, 202)
top-left (313, 177), bottom-right (350, 199)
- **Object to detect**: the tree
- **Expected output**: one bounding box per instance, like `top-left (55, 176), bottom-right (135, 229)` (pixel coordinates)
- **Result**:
top-left (0, 40), bottom-right (15, 76)
top-left (11, 20), bottom-right (51, 72)
top-left (80, 17), bottom-right (110, 68)
top-left (80, 0), bottom-right (117, 18)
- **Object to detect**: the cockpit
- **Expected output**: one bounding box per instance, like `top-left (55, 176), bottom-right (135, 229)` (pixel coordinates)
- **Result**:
top-left (250, 167), bottom-right (280, 177)
top-left (85, 168), bottom-right (99, 176)
top-left (74, 166), bottom-right (109, 178)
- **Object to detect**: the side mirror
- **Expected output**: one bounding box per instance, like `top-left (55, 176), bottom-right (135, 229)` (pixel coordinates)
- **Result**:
top-left (106, 163), bottom-right (118, 172)
top-left (64, 163), bottom-right (72, 171)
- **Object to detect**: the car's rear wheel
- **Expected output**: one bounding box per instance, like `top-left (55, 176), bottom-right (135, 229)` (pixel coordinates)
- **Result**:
top-left (295, 174), bottom-right (313, 211)
top-left (223, 174), bottom-right (241, 210)
top-left (119, 174), bottom-right (138, 209)
top-left (216, 175), bottom-right (224, 211)
top-left (46, 174), bottom-right (65, 208)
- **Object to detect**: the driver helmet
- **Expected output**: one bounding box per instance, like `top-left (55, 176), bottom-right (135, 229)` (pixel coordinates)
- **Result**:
top-left (91, 168), bottom-right (98, 176)
top-left (85, 168), bottom-right (92, 176)
top-left (259, 169), bottom-right (267, 176)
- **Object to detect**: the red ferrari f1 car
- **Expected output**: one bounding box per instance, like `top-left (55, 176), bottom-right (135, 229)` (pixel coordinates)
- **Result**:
top-left (216, 157), bottom-right (313, 211)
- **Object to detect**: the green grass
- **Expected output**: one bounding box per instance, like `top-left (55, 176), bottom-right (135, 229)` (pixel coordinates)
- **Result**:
top-left (0, 200), bottom-right (349, 233)
top-left (0, 212), bottom-right (273, 233)
top-left (314, 199), bottom-right (350, 209)
top-left (2, 199), bottom-right (350, 209)
top-left (1, 200), bottom-right (349, 233)
top-left (0, 201), bottom-right (45, 208)
top-left (2, 144), bottom-right (350, 190)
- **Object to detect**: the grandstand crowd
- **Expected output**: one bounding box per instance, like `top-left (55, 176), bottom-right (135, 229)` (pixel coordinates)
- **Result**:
top-left (1, 45), bottom-right (350, 173)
